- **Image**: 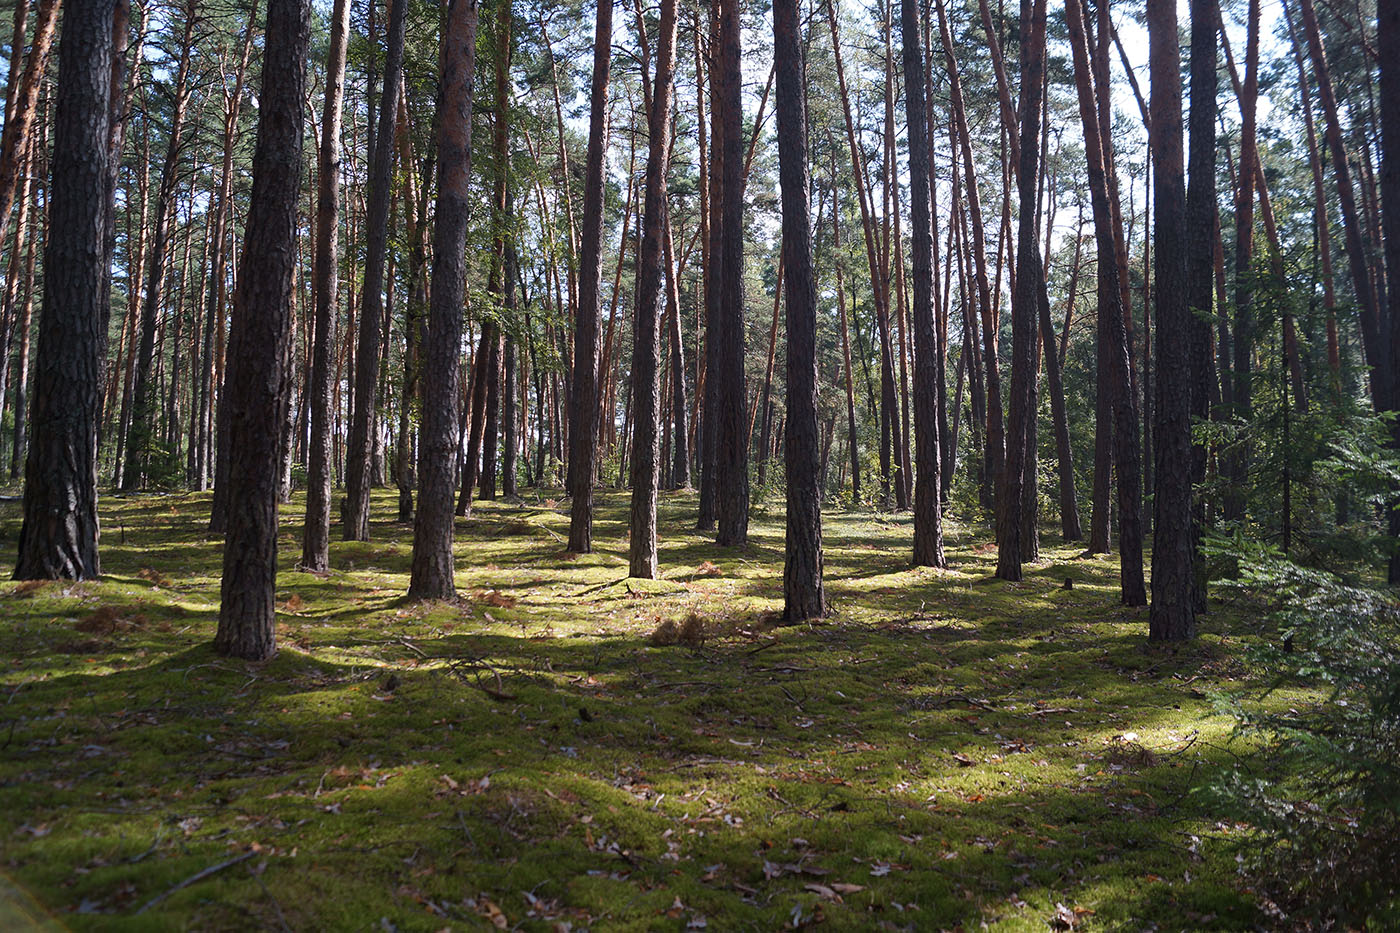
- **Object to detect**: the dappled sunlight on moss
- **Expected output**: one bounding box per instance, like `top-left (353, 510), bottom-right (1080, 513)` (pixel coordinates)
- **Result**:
top-left (0, 489), bottom-right (1285, 929)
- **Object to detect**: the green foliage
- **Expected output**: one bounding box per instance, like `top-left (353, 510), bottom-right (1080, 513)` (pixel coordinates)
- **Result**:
top-left (1203, 544), bottom-right (1400, 926)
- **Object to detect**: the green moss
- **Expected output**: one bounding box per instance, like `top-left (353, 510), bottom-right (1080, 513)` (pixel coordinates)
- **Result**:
top-left (0, 489), bottom-right (1286, 929)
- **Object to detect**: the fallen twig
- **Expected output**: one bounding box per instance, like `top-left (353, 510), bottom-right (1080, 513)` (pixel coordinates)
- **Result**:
top-left (136, 849), bottom-right (256, 914)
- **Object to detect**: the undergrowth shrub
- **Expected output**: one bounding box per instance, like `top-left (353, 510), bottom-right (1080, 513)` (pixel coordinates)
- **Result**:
top-left (1203, 540), bottom-right (1400, 927)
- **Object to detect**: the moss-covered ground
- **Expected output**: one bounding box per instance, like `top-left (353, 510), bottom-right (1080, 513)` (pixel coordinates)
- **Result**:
top-left (0, 488), bottom-right (1287, 930)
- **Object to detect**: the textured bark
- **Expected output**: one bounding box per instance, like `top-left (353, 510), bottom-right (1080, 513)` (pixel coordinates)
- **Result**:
top-left (996, 0), bottom-right (1046, 582)
top-left (627, 0), bottom-right (677, 579)
top-left (566, 0), bottom-right (612, 553)
top-left (774, 0), bottom-right (824, 617)
top-left (344, 0), bottom-right (409, 540)
top-left (13, 0), bottom-right (110, 581)
top-left (934, 0), bottom-right (1004, 514)
top-left (408, 0), bottom-right (478, 600)
top-left (1381, 0), bottom-right (1400, 583)
top-left (713, 0), bottom-right (747, 545)
top-left (1186, 0), bottom-right (1217, 610)
top-left (900, 0), bottom-right (945, 568)
top-left (1065, 0), bottom-right (1145, 604)
top-left (0, 0), bottom-right (59, 257)
top-left (214, 0), bottom-right (310, 659)
top-left (302, 0), bottom-right (351, 571)
top-left (1147, 0), bottom-right (1195, 641)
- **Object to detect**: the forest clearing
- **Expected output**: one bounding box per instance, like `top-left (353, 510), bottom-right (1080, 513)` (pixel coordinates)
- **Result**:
top-left (3, 490), bottom-right (1294, 930)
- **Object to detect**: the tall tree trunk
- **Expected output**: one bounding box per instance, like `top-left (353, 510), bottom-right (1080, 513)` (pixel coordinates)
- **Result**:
top-left (409, 0), bottom-right (478, 598)
top-left (0, 0), bottom-right (58, 256)
top-left (13, 0), bottom-right (109, 581)
top-left (996, 0), bottom-right (1047, 581)
top-left (713, 0), bottom-right (747, 545)
top-left (1065, 0), bottom-right (1145, 604)
top-left (1186, 0), bottom-right (1218, 610)
top-left (302, 0), bottom-right (350, 570)
top-left (900, 0), bottom-right (945, 568)
top-left (566, 0), bottom-right (613, 552)
top-left (774, 0), bottom-right (824, 616)
top-left (1380, 0), bottom-right (1400, 583)
top-left (214, 0), bottom-right (310, 659)
top-left (627, 0), bottom-right (677, 578)
top-left (344, 0), bottom-right (409, 539)
top-left (665, 209), bottom-right (690, 489)
top-left (1147, 0), bottom-right (1195, 640)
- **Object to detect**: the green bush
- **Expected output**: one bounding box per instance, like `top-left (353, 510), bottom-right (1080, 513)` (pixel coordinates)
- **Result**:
top-left (1204, 543), bottom-right (1400, 926)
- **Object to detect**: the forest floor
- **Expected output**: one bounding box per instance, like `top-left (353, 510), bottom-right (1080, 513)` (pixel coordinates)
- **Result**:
top-left (0, 487), bottom-right (1296, 931)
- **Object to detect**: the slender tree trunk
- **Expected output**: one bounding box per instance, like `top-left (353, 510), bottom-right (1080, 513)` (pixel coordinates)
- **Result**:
top-left (344, 0), bottom-right (409, 539)
top-left (302, 0), bottom-right (351, 570)
top-left (1065, 0), bottom-right (1145, 604)
top-left (408, 0), bottom-right (479, 599)
top-left (567, 0), bottom-right (613, 552)
top-left (214, 0), bottom-right (310, 659)
top-left (627, 0), bottom-right (677, 578)
top-left (900, 0), bottom-right (945, 568)
top-left (13, 0), bottom-right (109, 581)
top-left (665, 208), bottom-right (690, 489)
top-left (1380, 0), bottom-right (1400, 583)
top-left (0, 0), bottom-right (58, 256)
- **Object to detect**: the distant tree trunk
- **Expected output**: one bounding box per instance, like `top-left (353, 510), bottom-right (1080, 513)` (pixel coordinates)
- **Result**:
top-left (456, 326), bottom-right (491, 515)
top-left (665, 213), bottom-right (690, 489)
top-left (996, 0), bottom-right (1047, 582)
top-left (13, 0), bottom-right (110, 581)
top-left (302, 0), bottom-right (351, 571)
top-left (774, 0), bottom-right (824, 616)
top-left (696, 4), bottom-right (718, 530)
top-left (627, 0), bottom-right (677, 579)
top-left (567, 0), bottom-right (613, 553)
top-left (1381, 0), bottom-right (1400, 583)
top-left (344, 0), bottom-right (408, 540)
top-left (214, 0), bottom-right (310, 659)
top-left (1186, 0), bottom-right (1218, 610)
top-left (502, 284), bottom-right (519, 499)
top-left (831, 176), bottom-right (861, 505)
top-left (934, 0), bottom-right (1004, 516)
top-left (1297, 0), bottom-right (1388, 413)
top-left (900, 0), bottom-right (945, 568)
top-left (1147, 0), bottom-right (1195, 640)
top-left (122, 3), bottom-right (197, 490)
top-left (0, 0), bottom-right (58, 256)
top-left (408, 0), bottom-right (478, 600)
top-left (713, 0), bottom-right (747, 546)
top-left (1065, 0), bottom-right (1145, 604)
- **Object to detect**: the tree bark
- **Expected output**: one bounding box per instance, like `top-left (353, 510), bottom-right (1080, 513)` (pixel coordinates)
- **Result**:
top-left (1380, 0), bottom-right (1400, 583)
top-left (214, 0), bottom-right (310, 659)
top-left (408, 0), bottom-right (479, 599)
top-left (13, 0), bottom-right (110, 581)
top-left (566, 0), bottom-right (613, 553)
top-left (1147, 0), bottom-right (1195, 640)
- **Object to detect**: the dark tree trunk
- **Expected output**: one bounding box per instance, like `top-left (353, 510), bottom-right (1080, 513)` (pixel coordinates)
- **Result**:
top-left (303, 0), bottom-right (351, 571)
top-left (480, 328), bottom-right (502, 499)
top-left (996, 0), bottom-right (1047, 582)
top-left (1147, 0), bottom-right (1195, 640)
top-left (774, 0), bottom-right (824, 617)
top-left (627, 0), bottom-right (677, 579)
top-left (665, 213), bottom-right (690, 489)
top-left (1381, 0), bottom-right (1400, 583)
top-left (13, 0), bottom-right (111, 581)
top-left (344, 0), bottom-right (409, 540)
top-left (713, 0), bottom-right (748, 545)
top-left (408, 0), bottom-right (479, 600)
top-left (900, 0), bottom-right (945, 568)
top-left (214, 0), bottom-right (310, 660)
top-left (1066, 0), bottom-right (1145, 604)
top-left (1186, 0), bottom-right (1218, 608)
top-left (566, 0), bottom-right (612, 552)
top-left (456, 326), bottom-right (490, 516)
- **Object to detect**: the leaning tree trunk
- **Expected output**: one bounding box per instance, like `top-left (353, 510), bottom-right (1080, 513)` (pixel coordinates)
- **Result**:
top-left (343, 0), bottom-right (409, 540)
top-left (1065, 0), bottom-right (1145, 605)
top-left (302, 0), bottom-right (351, 572)
top-left (1147, 0), bottom-right (1195, 641)
top-left (13, 0), bottom-right (111, 581)
top-left (407, 0), bottom-right (479, 600)
top-left (627, 0), bottom-right (677, 579)
top-left (566, 0), bottom-right (613, 553)
top-left (900, 0), bottom-right (946, 569)
top-left (214, 0), bottom-right (310, 660)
